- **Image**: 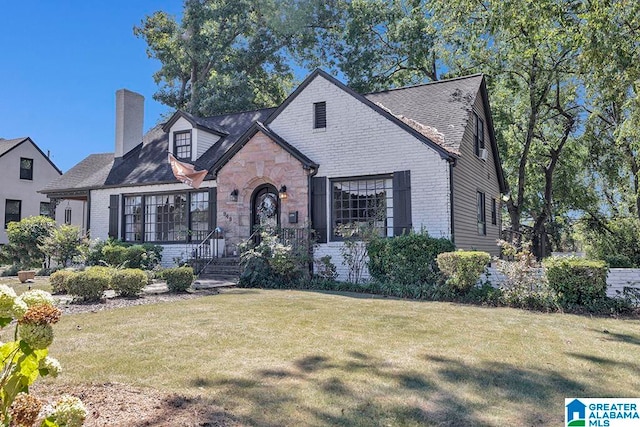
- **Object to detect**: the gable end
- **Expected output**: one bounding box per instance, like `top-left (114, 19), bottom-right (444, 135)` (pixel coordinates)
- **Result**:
top-left (265, 69), bottom-right (457, 161)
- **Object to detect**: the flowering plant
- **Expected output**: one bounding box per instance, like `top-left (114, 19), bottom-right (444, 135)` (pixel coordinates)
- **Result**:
top-left (0, 286), bottom-right (86, 426)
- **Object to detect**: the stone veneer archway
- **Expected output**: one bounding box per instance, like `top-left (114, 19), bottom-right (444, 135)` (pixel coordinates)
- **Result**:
top-left (215, 131), bottom-right (312, 255)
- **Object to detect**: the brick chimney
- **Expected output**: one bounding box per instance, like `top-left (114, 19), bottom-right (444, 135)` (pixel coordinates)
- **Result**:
top-left (115, 89), bottom-right (144, 158)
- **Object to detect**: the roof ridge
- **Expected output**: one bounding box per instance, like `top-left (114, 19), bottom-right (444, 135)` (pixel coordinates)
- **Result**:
top-left (202, 106), bottom-right (278, 120)
top-left (363, 73), bottom-right (484, 95)
top-left (0, 136), bottom-right (29, 143)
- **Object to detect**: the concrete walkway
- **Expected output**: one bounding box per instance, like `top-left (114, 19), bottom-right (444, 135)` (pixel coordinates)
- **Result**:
top-left (144, 279), bottom-right (236, 293)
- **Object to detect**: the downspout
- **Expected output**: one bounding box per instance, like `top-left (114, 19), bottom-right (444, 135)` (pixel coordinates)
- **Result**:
top-left (307, 166), bottom-right (319, 274)
top-left (307, 165), bottom-right (319, 224)
top-left (85, 191), bottom-right (91, 238)
top-left (449, 159), bottom-right (456, 246)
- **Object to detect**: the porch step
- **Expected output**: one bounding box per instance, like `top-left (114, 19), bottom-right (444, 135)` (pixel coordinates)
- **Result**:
top-left (194, 257), bottom-right (240, 280)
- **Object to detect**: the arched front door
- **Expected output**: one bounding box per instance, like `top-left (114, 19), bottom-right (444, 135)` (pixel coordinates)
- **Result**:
top-left (251, 184), bottom-right (280, 237)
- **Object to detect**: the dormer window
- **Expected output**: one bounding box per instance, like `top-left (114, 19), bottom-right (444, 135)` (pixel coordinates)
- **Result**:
top-left (314, 102), bottom-right (326, 129)
top-left (174, 130), bottom-right (192, 160)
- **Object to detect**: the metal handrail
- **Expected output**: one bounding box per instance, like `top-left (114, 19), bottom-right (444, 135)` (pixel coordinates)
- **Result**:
top-left (190, 229), bottom-right (221, 276)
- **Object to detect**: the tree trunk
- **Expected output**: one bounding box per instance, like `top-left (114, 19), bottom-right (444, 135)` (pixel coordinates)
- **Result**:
top-left (530, 85), bottom-right (575, 258)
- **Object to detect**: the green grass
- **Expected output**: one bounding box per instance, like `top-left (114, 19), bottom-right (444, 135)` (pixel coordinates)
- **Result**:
top-left (0, 276), bottom-right (52, 294)
top-left (12, 289), bottom-right (640, 426)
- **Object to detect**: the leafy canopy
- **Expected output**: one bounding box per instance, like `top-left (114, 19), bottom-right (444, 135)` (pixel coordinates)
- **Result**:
top-left (134, 0), bottom-right (329, 116)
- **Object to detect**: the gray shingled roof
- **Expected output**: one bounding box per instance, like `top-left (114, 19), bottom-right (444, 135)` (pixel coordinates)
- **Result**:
top-left (364, 74), bottom-right (484, 153)
top-left (0, 137), bottom-right (28, 158)
top-left (42, 108), bottom-right (276, 193)
top-left (40, 153), bottom-right (114, 193)
top-left (42, 74), bottom-right (486, 194)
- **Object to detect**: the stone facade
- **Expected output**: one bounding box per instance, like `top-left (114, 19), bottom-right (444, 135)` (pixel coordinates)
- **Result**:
top-left (216, 131), bottom-right (311, 254)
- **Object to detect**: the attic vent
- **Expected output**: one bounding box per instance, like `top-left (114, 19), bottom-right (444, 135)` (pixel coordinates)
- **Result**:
top-left (314, 102), bottom-right (326, 129)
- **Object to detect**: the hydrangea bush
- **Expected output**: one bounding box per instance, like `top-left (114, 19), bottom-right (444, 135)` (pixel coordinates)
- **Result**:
top-left (0, 286), bottom-right (87, 426)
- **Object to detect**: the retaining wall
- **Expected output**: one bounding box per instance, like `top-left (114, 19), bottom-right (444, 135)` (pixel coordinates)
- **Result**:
top-left (482, 267), bottom-right (640, 298)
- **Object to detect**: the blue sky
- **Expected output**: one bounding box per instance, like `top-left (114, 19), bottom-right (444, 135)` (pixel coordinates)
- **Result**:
top-left (0, 1), bottom-right (186, 171)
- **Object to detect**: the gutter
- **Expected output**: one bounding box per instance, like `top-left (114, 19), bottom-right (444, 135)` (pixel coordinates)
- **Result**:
top-left (449, 158), bottom-right (456, 245)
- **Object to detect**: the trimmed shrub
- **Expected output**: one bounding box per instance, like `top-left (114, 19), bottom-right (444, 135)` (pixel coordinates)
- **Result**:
top-left (367, 232), bottom-right (455, 285)
top-left (49, 270), bottom-right (77, 294)
top-left (111, 268), bottom-right (148, 297)
top-left (66, 267), bottom-right (112, 301)
top-left (87, 240), bottom-right (112, 265)
top-left (101, 245), bottom-right (128, 267)
top-left (87, 240), bottom-right (163, 270)
top-left (543, 257), bottom-right (608, 308)
top-left (437, 251), bottom-right (491, 293)
top-left (163, 267), bottom-right (194, 292)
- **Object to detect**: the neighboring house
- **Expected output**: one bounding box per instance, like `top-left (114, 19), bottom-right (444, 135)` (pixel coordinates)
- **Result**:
top-left (0, 137), bottom-right (85, 244)
top-left (41, 70), bottom-right (506, 278)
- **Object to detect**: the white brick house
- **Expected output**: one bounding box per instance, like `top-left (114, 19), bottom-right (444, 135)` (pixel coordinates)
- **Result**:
top-left (41, 70), bottom-right (506, 279)
top-left (0, 137), bottom-right (84, 244)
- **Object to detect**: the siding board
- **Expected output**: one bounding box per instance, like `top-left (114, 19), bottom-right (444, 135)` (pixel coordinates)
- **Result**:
top-left (452, 92), bottom-right (502, 255)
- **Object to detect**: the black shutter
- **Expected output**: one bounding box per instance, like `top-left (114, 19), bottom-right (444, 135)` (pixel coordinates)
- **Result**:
top-left (208, 187), bottom-right (217, 232)
top-left (108, 195), bottom-right (119, 239)
top-left (311, 176), bottom-right (328, 243)
top-left (393, 170), bottom-right (412, 236)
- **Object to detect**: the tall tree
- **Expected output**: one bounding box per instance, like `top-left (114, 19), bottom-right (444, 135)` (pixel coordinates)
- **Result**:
top-left (135, 0), bottom-right (324, 116)
top-left (434, 0), bottom-right (590, 255)
top-left (306, 0), bottom-right (595, 254)
top-left (580, 0), bottom-right (640, 220)
top-left (298, 0), bottom-right (442, 92)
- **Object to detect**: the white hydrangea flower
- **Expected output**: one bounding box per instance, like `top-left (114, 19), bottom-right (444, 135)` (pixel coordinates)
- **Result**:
top-left (50, 395), bottom-right (87, 427)
top-left (18, 323), bottom-right (54, 350)
top-left (0, 285), bottom-right (18, 318)
top-left (18, 289), bottom-right (56, 308)
top-left (11, 298), bottom-right (28, 319)
top-left (39, 356), bottom-right (62, 378)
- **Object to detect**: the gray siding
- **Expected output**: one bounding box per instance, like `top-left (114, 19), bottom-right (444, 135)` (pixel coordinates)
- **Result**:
top-left (452, 92), bottom-right (502, 256)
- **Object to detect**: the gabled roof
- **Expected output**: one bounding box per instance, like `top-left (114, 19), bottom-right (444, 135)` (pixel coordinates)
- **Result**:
top-left (364, 74), bottom-right (485, 154)
top-left (100, 108), bottom-right (275, 188)
top-left (264, 69), bottom-right (459, 160)
top-left (211, 121), bottom-right (318, 176)
top-left (365, 74), bottom-right (506, 192)
top-left (41, 108), bottom-right (276, 193)
top-left (162, 110), bottom-right (228, 136)
top-left (0, 137), bottom-right (27, 157)
top-left (40, 153), bottom-right (114, 193)
top-left (193, 108), bottom-right (277, 171)
top-left (42, 69), bottom-right (506, 194)
top-left (1, 137), bottom-right (62, 175)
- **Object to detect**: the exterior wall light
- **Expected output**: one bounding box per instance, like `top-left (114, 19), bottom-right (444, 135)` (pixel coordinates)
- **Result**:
top-left (279, 185), bottom-right (287, 199)
top-left (230, 189), bottom-right (239, 202)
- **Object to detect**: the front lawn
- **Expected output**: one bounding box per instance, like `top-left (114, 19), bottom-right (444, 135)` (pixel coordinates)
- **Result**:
top-left (0, 276), bottom-right (52, 294)
top-left (21, 289), bottom-right (640, 425)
